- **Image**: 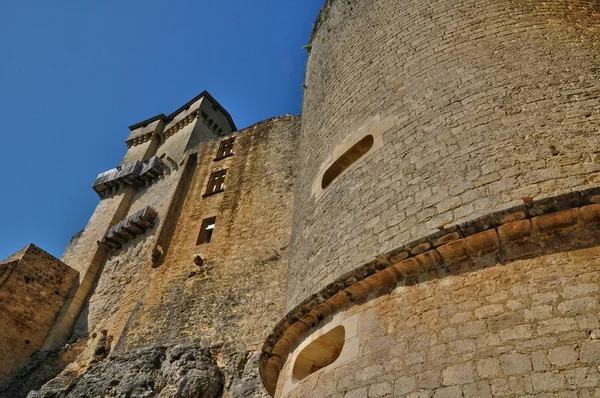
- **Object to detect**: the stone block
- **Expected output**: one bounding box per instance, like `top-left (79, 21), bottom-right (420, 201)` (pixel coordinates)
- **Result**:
top-left (345, 281), bottom-right (372, 302)
top-left (531, 351), bottom-right (549, 371)
top-left (433, 386), bottom-right (462, 398)
top-left (356, 364), bottom-right (384, 382)
top-left (369, 382), bottom-right (392, 398)
top-left (497, 219), bottom-right (531, 243)
top-left (442, 362), bottom-right (475, 386)
top-left (579, 203), bottom-right (600, 225)
top-left (415, 250), bottom-right (441, 271)
top-left (530, 372), bottom-right (566, 392)
top-left (465, 230), bottom-right (500, 256)
top-left (537, 318), bottom-right (578, 336)
top-left (436, 240), bottom-right (469, 265)
top-left (394, 376), bottom-right (417, 395)
top-left (491, 376), bottom-right (534, 396)
top-left (428, 229), bottom-right (461, 247)
top-left (474, 304), bottom-right (504, 319)
top-left (562, 284), bottom-right (599, 299)
top-left (531, 209), bottom-right (579, 235)
top-left (548, 345), bottom-right (579, 366)
top-left (418, 370), bottom-right (441, 389)
top-left (562, 367), bottom-right (600, 388)
top-left (580, 341), bottom-right (600, 363)
top-left (462, 381), bottom-right (492, 398)
top-left (311, 303), bottom-right (333, 321)
top-left (392, 258), bottom-right (421, 278)
top-left (557, 297), bottom-right (598, 315)
top-left (499, 352), bottom-right (532, 375)
top-left (345, 387), bottom-right (368, 398)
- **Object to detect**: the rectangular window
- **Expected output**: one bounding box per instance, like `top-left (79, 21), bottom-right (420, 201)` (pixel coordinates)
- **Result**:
top-left (216, 137), bottom-right (235, 159)
top-left (205, 169), bottom-right (226, 195)
top-left (197, 217), bottom-right (216, 245)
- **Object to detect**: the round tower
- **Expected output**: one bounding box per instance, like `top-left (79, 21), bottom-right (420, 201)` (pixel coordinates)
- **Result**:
top-left (261, 0), bottom-right (600, 396)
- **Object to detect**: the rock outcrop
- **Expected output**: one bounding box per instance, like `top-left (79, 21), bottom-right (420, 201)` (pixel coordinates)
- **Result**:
top-left (27, 345), bottom-right (224, 398)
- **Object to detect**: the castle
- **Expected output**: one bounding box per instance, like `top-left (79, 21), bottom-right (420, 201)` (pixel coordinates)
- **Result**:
top-left (1, 0), bottom-right (600, 397)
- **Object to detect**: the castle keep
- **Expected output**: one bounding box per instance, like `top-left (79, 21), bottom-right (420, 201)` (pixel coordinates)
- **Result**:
top-left (1, 0), bottom-right (600, 397)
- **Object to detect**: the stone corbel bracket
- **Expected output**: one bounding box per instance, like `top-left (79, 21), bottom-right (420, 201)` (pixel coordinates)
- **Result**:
top-left (99, 206), bottom-right (157, 251)
top-left (259, 186), bottom-right (600, 396)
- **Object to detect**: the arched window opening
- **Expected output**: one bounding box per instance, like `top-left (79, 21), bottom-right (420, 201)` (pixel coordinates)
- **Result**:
top-left (321, 135), bottom-right (374, 189)
top-left (292, 326), bottom-right (345, 380)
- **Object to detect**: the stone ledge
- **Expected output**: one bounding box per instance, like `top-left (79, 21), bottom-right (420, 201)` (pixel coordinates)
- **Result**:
top-left (258, 186), bottom-right (600, 396)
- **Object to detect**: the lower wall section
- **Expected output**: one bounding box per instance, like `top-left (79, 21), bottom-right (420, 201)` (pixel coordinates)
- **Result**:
top-left (277, 245), bottom-right (600, 398)
top-left (0, 245), bottom-right (79, 384)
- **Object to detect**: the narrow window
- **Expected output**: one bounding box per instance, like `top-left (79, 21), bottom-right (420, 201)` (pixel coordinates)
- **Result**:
top-left (216, 137), bottom-right (235, 159)
top-left (292, 326), bottom-right (345, 380)
top-left (321, 135), bottom-right (374, 189)
top-left (197, 217), bottom-right (216, 245)
top-left (205, 170), bottom-right (226, 195)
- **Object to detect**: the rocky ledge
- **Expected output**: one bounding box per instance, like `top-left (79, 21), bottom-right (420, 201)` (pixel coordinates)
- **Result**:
top-left (27, 345), bottom-right (224, 398)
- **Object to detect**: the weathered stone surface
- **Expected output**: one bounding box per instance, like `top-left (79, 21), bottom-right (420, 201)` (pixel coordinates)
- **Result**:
top-left (5, 1), bottom-right (600, 397)
top-left (287, 0), bottom-right (600, 310)
top-left (27, 345), bottom-right (223, 398)
top-left (0, 245), bottom-right (78, 384)
top-left (276, 246), bottom-right (600, 398)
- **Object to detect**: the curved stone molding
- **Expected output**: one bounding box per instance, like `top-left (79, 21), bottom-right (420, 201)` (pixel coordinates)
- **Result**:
top-left (259, 186), bottom-right (600, 396)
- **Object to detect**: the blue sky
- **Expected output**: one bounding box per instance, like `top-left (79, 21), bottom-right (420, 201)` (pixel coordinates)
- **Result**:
top-left (0, 0), bottom-right (323, 260)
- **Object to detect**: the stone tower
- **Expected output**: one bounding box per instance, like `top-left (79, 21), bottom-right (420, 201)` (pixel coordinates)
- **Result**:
top-left (0, 92), bottom-right (301, 397)
top-left (260, 0), bottom-right (600, 397)
top-left (1, 1), bottom-right (600, 397)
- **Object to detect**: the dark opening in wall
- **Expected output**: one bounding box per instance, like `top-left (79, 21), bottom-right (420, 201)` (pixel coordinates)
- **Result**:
top-left (215, 137), bottom-right (235, 159)
top-left (292, 326), bottom-right (345, 380)
top-left (204, 170), bottom-right (227, 196)
top-left (322, 135), bottom-right (374, 189)
top-left (197, 217), bottom-right (216, 245)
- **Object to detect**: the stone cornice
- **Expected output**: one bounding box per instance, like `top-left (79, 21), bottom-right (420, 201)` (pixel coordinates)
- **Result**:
top-left (161, 110), bottom-right (200, 142)
top-left (259, 186), bottom-right (600, 396)
top-left (127, 90), bottom-right (237, 139)
top-left (126, 131), bottom-right (155, 148)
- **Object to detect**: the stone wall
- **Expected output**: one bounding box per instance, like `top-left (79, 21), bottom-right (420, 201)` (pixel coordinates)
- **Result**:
top-left (277, 244), bottom-right (600, 398)
top-left (287, 0), bottom-right (600, 310)
top-left (23, 115), bottom-right (300, 398)
top-left (0, 245), bottom-right (78, 383)
top-left (110, 115), bottom-right (299, 396)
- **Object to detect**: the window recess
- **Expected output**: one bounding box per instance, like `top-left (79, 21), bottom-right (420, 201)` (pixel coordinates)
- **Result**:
top-left (215, 137), bottom-right (235, 160)
top-left (203, 170), bottom-right (227, 196)
top-left (321, 135), bottom-right (374, 189)
top-left (197, 217), bottom-right (216, 245)
top-left (292, 326), bottom-right (345, 380)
